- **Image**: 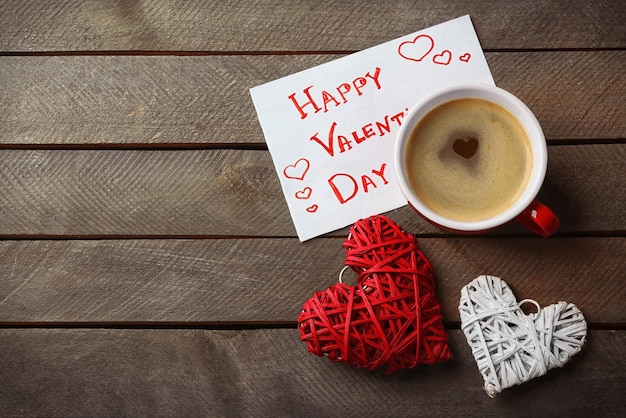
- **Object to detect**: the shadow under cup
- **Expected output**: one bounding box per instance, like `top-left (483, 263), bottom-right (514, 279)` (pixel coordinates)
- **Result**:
top-left (394, 83), bottom-right (559, 236)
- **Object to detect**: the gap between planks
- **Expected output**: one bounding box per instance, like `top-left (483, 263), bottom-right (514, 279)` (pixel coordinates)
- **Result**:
top-left (1, 138), bottom-right (625, 150)
top-left (0, 321), bottom-right (624, 331)
top-left (1, 47), bottom-right (625, 57)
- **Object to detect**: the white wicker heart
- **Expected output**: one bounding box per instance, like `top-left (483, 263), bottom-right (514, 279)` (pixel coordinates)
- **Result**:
top-left (459, 275), bottom-right (587, 397)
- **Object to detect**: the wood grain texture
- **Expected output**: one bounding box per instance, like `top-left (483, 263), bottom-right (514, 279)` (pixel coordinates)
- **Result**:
top-left (1, 51), bottom-right (624, 145)
top-left (0, 54), bottom-right (335, 145)
top-left (0, 329), bottom-right (623, 417)
top-left (0, 237), bottom-right (623, 323)
top-left (0, 149), bottom-right (285, 236)
top-left (1, 145), bottom-right (624, 236)
top-left (0, 0), bottom-right (624, 52)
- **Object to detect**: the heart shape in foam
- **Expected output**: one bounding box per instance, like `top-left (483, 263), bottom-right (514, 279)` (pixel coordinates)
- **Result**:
top-left (453, 137), bottom-right (479, 159)
top-left (298, 215), bottom-right (452, 373)
top-left (459, 275), bottom-right (587, 397)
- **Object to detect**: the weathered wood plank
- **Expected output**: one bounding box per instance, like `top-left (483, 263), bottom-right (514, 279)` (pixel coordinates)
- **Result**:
top-left (0, 237), bottom-right (623, 323)
top-left (0, 51), bottom-right (624, 145)
top-left (0, 0), bottom-right (624, 52)
top-left (0, 329), bottom-right (623, 417)
top-left (0, 145), bottom-right (624, 236)
top-left (488, 51), bottom-right (626, 141)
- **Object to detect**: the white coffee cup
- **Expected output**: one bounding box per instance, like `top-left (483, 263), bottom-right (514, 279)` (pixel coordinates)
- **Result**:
top-left (394, 83), bottom-right (559, 236)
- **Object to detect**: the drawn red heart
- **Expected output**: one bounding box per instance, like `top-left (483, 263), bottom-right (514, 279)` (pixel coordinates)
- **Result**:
top-left (298, 215), bottom-right (452, 373)
top-left (398, 34), bottom-right (434, 62)
top-left (306, 204), bottom-right (318, 213)
top-left (295, 187), bottom-right (312, 200)
top-left (283, 158), bottom-right (310, 181)
top-left (433, 50), bottom-right (452, 65)
top-left (459, 52), bottom-right (471, 63)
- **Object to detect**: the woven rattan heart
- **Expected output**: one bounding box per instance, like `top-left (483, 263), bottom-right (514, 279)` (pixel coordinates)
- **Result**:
top-left (459, 275), bottom-right (587, 397)
top-left (298, 215), bottom-right (452, 373)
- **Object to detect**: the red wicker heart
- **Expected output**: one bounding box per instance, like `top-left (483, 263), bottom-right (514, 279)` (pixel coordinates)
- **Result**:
top-left (298, 215), bottom-right (452, 372)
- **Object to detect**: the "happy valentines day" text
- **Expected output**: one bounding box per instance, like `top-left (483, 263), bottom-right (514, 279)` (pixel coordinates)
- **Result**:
top-left (284, 66), bottom-right (407, 207)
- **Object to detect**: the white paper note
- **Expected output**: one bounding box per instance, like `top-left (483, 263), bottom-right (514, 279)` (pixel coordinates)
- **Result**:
top-left (250, 15), bottom-right (495, 241)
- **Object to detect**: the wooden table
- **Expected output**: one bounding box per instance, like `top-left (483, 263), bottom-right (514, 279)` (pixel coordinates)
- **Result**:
top-left (1, 1), bottom-right (624, 416)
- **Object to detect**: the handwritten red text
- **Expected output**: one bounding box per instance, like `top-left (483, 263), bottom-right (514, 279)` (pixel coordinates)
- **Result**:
top-left (328, 163), bottom-right (390, 204)
top-left (287, 67), bottom-right (382, 120)
top-left (309, 108), bottom-right (407, 157)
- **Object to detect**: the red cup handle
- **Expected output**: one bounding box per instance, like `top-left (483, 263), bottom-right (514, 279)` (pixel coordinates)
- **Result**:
top-left (515, 199), bottom-right (560, 237)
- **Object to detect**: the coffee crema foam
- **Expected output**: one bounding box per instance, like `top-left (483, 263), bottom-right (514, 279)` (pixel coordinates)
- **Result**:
top-left (405, 98), bottom-right (533, 222)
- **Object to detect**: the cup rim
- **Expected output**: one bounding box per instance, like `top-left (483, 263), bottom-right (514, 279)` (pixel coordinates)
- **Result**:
top-left (394, 82), bottom-right (547, 232)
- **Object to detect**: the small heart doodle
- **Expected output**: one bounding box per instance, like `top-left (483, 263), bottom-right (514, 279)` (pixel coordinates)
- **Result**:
top-left (398, 34), bottom-right (435, 62)
top-left (432, 50), bottom-right (452, 65)
top-left (295, 187), bottom-right (312, 200)
top-left (298, 215), bottom-right (452, 373)
top-left (459, 53), bottom-right (471, 62)
top-left (306, 204), bottom-right (319, 213)
top-left (459, 275), bottom-right (587, 397)
top-left (283, 158), bottom-right (310, 181)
